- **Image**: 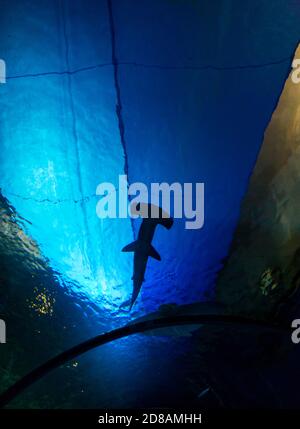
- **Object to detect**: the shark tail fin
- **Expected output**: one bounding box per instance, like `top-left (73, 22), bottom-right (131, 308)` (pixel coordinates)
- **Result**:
top-left (130, 288), bottom-right (140, 310)
top-left (148, 245), bottom-right (161, 261)
top-left (122, 241), bottom-right (138, 252)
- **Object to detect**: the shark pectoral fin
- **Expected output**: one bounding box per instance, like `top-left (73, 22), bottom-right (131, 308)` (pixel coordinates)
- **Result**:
top-left (149, 245), bottom-right (161, 261)
top-left (122, 241), bottom-right (138, 252)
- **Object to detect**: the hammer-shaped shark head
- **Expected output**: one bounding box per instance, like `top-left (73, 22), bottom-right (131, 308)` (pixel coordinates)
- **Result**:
top-left (130, 202), bottom-right (174, 229)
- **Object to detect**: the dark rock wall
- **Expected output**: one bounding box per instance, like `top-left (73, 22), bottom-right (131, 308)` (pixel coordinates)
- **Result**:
top-left (216, 44), bottom-right (300, 319)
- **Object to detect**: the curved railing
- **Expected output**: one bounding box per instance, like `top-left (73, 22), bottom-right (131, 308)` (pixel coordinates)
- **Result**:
top-left (0, 314), bottom-right (289, 408)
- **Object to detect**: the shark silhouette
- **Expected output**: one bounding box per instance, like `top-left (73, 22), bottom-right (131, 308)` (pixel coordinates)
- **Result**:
top-left (122, 203), bottom-right (173, 309)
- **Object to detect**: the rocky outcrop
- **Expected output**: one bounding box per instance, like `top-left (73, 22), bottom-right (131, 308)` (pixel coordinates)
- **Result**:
top-left (216, 44), bottom-right (300, 319)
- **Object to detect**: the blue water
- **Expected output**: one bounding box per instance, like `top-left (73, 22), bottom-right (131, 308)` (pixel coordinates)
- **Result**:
top-left (1, 0), bottom-right (300, 409)
top-left (0, 0), bottom-right (299, 310)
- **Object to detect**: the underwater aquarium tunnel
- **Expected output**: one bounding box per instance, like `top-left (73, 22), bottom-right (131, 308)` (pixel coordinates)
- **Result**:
top-left (1, 0), bottom-right (300, 409)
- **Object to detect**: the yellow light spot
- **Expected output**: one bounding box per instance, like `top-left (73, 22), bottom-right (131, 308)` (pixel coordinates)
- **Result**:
top-left (28, 287), bottom-right (55, 316)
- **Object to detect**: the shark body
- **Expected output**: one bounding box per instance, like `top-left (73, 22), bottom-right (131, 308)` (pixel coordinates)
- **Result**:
top-left (122, 203), bottom-right (173, 309)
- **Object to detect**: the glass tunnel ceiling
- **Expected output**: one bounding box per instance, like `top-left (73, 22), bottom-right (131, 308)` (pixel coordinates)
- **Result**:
top-left (0, 0), bottom-right (299, 314)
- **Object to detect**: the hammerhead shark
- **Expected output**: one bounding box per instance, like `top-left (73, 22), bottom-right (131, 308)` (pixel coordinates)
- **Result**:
top-left (122, 203), bottom-right (173, 309)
